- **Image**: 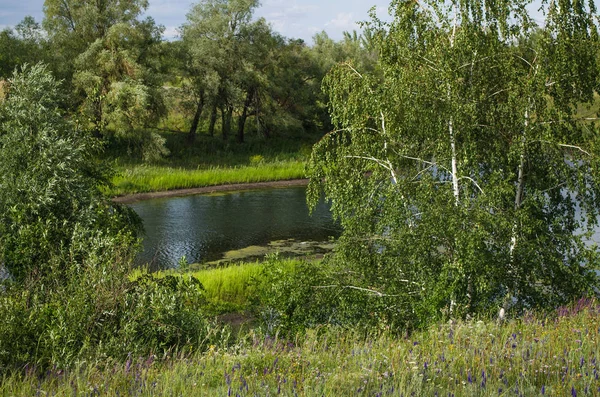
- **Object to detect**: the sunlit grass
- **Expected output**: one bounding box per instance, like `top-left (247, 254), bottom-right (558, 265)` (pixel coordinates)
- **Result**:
top-left (3, 298), bottom-right (599, 396)
top-left (109, 160), bottom-right (306, 196)
top-left (129, 259), bottom-right (299, 312)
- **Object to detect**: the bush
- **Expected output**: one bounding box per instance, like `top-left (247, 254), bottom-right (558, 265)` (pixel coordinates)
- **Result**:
top-left (253, 255), bottom-right (408, 334)
top-left (0, 64), bottom-right (140, 282)
top-left (0, 240), bottom-right (220, 372)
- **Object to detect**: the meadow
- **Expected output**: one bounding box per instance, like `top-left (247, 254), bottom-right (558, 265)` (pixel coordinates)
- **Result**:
top-left (2, 293), bottom-right (598, 396)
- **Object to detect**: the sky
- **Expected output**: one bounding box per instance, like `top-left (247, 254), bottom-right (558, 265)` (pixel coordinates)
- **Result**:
top-left (0, 0), bottom-right (393, 43)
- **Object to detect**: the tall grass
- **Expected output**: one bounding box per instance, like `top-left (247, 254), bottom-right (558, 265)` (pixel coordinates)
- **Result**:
top-left (110, 161), bottom-right (306, 196)
top-left (130, 259), bottom-right (299, 312)
top-left (3, 298), bottom-right (599, 396)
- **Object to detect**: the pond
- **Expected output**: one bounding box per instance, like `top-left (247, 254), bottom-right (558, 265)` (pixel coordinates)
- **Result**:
top-left (129, 186), bottom-right (340, 270)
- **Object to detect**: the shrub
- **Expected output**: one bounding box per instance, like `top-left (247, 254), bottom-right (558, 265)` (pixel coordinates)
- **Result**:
top-left (253, 255), bottom-right (405, 334)
top-left (0, 64), bottom-right (141, 282)
top-left (0, 241), bottom-right (219, 373)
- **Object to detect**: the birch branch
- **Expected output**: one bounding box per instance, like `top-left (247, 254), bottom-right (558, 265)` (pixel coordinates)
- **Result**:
top-left (537, 140), bottom-right (592, 156)
top-left (458, 176), bottom-right (486, 195)
top-left (345, 155), bottom-right (395, 173)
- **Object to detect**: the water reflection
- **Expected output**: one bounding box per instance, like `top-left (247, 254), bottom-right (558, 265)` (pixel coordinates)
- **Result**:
top-left (129, 187), bottom-right (340, 270)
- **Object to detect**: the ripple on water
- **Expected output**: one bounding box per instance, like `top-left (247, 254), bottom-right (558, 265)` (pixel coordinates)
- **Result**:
top-left (129, 186), bottom-right (340, 270)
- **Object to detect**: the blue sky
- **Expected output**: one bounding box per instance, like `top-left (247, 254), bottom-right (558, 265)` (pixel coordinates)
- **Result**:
top-left (0, 0), bottom-right (393, 43)
top-left (0, 0), bottom-right (578, 43)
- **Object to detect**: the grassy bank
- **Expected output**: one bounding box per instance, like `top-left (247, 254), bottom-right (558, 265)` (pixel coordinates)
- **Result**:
top-left (130, 259), bottom-right (297, 314)
top-left (2, 298), bottom-right (598, 396)
top-left (110, 160), bottom-right (306, 196)
top-left (106, 130), bottom-right (318, 196)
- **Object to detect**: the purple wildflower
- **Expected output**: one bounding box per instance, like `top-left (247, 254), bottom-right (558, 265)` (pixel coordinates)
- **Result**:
top-left (571, 386), bottom-right (577, 397)
top-left (542, 385), bottom-right (545, 394)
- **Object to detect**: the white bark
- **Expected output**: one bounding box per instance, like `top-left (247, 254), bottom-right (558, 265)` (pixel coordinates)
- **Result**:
top-left (449, 118), bottom-right (460, 205)
top-left (510, 99), bottom-right (531, 256)
top-left (449, 2), bottom-right (460, 205)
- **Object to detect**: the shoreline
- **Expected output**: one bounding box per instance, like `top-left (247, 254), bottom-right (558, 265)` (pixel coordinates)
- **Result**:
top-left (112, 178), bottom-right (310, 204)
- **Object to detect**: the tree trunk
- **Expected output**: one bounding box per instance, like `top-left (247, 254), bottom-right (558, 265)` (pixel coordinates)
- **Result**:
top-left (221, 105), bottom-right (232, 141)
top-left (92, 98), bottom-right (103, 138)
top-left (188, 91), bottom-right (205, 144)
top-left (237, 90), bottom-right (253, 143)
top-left (208, 105), bottom-right (217, 137)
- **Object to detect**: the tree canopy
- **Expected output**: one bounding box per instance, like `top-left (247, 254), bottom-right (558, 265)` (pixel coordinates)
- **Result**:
top-left (308, 0), bottom-right (600, 327)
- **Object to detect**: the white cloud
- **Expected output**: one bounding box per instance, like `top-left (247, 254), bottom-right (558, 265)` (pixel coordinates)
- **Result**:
top-left (257, 1), bottom-right (319, 38)
top-left (325, 12), bottom-right (358, 31)
top-left (162, 26), bottom-right (179, 40)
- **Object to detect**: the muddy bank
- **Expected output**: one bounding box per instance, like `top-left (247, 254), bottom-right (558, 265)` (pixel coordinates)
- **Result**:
top-left (113, 178), bottom-right (310, 204)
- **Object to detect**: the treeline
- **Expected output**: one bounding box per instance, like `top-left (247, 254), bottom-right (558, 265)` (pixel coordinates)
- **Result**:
top-left (0, 0), bottom-right (377, 160)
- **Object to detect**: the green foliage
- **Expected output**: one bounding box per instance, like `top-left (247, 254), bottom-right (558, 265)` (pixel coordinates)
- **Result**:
top-left (0, 64), bottom-right (140, 281)
top-left (118, 273), bottom-right (213, 354)
top-left (180, 0), bottom-right (335, 143)
top-left (72, 20), bottom-right (167, 159)
top-left (253, 255), bottom-right (331, 333)
top-left (0, 247), bottom-right (218, 372)
top-left (42, 0), bottom-right (150, 82)
top-left (0, 17), bottom-right (47, 79)
top-left (308, 0), bottom-right (600, 327)
top-left (253, 254), bottom-right (430, 334)
top-left (43, 0), bottom-right (167, 160)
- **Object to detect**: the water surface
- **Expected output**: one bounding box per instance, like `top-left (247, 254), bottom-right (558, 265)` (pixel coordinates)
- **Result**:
top-left (129, 186), bottom-right (339, 269)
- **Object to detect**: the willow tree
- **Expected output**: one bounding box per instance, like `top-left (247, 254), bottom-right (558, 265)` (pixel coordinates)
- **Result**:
top-left (181, 0), bottom-right (259, 142)
top-left (72, 18), bottom-right (167, 160)
top-left (308, 0), bottom-right (600, 326)
top-left (43, 0), bottom-right (166, 160)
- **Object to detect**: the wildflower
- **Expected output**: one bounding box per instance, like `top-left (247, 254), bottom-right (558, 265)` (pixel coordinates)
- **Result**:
top-left (541, 385), bottom-right (545, 394)
top-left (571, 386), bottom-right (577, 397)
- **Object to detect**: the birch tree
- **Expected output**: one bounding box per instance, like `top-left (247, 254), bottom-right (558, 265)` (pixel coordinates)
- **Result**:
top-left (307, 0), bottom-right (600, 326)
